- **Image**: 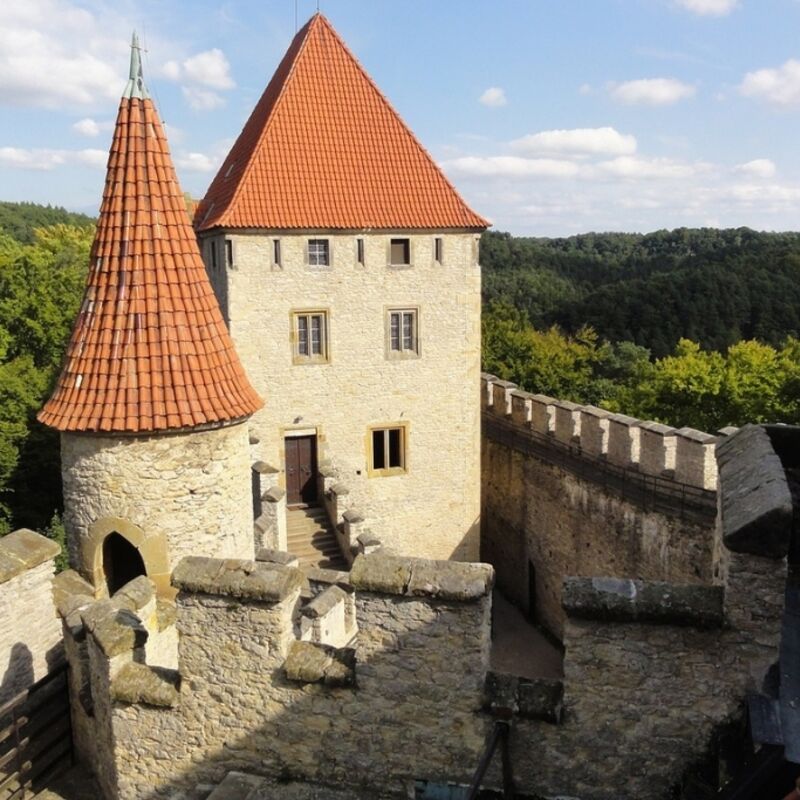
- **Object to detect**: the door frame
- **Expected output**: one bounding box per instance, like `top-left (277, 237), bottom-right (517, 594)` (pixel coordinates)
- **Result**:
top-left (283, 427), bottom-right (321, 507)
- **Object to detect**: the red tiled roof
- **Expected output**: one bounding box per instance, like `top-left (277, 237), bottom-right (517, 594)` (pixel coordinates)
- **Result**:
top-left (195, 13), bottom-right (489, 232)
top-left (39, 93), bottom-right (262, 433)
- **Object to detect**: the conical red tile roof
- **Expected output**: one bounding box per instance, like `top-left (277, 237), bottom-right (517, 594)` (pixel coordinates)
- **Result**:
top-left (195, 13), bottom-right (488, 232)
top-left (39, 39), bottom-right (262, 433)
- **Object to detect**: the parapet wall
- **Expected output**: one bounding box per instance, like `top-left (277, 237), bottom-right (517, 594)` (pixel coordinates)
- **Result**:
top-left (481, 374), bottom-right (719, 638)
top-left (0, 530), bottom-right (63, 703)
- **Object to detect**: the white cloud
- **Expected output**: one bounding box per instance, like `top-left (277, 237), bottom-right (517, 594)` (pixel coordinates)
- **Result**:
top-left (735, 159), bottom-right (777, 178)
top-left (479, 87), bottom-right (507, 108)
top-left (175, 152), bottom-right (220, 173)
top-left (0, 0), bottom-right (127, 109)
top-left (72, 118), bottom-right (114, 138)
top-left (164, 49), bottom-right (235, 90)
top-left (610, 78), bottom-right (696, 106)
top-left (0, 146), bottom-right (106, 170)
top-left (595, 156), bottom-right (704, 179)
top-left (740, 59), bottom-right (800, 106)
top-left (511, 127), bottom-right (637, 157)
top-left (182, 87), bottom-right (225, 111)
top-left (674, 0), bottom-right (738, 16)
top-left (443, 156), bottom-right (580, 179)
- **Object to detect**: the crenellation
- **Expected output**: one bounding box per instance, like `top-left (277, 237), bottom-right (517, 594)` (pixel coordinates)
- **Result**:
top-left (510, 389), bottom-right (534, 425)
top-left (480, 373), bottom-right (498, 410)
top-left (552, 400), bottom-right (582, 445)
top-left (675, 427), bottom-right (718, 490)
top-left (638, 420), bottom-right (678, 478)
top-left (579, 405), bottom-right (612, 457)
top-left (529, 394), bottom-right (557, 435)
top-left (606, 413), bottom-right (642, 468)
top-left (491, 380), bottom-right (517, 417)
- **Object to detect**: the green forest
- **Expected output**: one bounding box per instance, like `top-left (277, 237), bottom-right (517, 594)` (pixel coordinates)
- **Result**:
top-left (0, 202), bottom-right (799, 540)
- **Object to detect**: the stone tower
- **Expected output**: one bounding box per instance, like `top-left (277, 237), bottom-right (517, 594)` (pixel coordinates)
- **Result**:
top-left (194, 14), bottom-right (488, 561)
top-left (38, 35), bottom-right (263, 597)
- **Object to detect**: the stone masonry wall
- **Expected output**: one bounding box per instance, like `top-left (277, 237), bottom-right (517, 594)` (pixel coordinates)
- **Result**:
top-left (61, 422), bottom-right (254, 593)
top-left (0, 530), bottom-right (62, 703)
top-left (73, 554), bottom-right (493, 799)
top-left (201, 230), bottom-right (482, 561)
top-left (481, 375), bottom-right (717, 638)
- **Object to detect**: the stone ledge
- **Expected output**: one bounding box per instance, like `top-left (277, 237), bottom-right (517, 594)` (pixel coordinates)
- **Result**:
top-left (261, 487), bottom-right (286, 503)
top-left (284, 641), bottom-right (355, 687)
top-left (562, 577), bottom-right (724, 629)
top-left (111, 662), bottom-right (180, 707)
top-left (350, 553), bottom-right (494, 602)
top-left (484, 672), bottom-right (563, 723)
top-left (52, 569), bottom-right (94, 616)
top-left (112, 575), bottom-right (155, 614)
top-left (302, 584), bottom-right (348, 618)
top-left (172, 556), bottom-right (304, 603)
top-left (255, 549), bottom-right (300, 568)
top-left (717, 425), bottom-right (794, 559)
top-left (0, 529), bottom-right (61, 584)
top-left (252, 461), bottom-right (279, 474)
top-left (305, 567), bottom-right (352, 592)
top-left (82, 601), bottom-right (148, 657)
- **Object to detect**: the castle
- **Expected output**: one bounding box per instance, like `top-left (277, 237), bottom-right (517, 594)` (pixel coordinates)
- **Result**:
top-left (0, 14), bottom-right (797, 800)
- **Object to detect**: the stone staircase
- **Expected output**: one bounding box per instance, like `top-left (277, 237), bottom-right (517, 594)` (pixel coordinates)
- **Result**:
top-left (286, 506), bottom-right (347, 570)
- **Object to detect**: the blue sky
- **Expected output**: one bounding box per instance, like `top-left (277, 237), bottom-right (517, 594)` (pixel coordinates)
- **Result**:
top-left (2, 0), bottom-right (800, 235)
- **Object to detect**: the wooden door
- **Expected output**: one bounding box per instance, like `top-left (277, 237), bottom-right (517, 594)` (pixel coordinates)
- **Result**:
top-left (285, 435), bottom-right (318, 506)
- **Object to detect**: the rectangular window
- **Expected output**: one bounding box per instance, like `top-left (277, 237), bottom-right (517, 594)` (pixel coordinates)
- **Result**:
top-left (390, 238), bottom-right (410, 266)
top-left (210, 240), bottom-right (218, 270)
top-left (371, 426), bottom-right (406, 474)
top-left (225, 239), bottom-right (233, 268)
top-left (292, 310), bottom-right (329, 363)
top-left (308, 238), bottom-right (330, 267)
top-left (434, 237), bottom-right (443, 264)
top-left (356, 238), bottom-right (364, 265)
top-left (273, 239), bottom-right (281, 266)
top-left (388, 308), bottom-right (418, 357)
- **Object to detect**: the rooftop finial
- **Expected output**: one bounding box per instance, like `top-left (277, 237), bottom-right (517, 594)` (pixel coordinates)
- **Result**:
top-left (123, 31), bottom-right (150, 100)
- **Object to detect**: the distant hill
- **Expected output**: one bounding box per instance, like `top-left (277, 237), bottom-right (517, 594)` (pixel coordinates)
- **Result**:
top-left (0, 201), bottom-right (95, 245)
top-left (481, 227), bottom-right (800, 357)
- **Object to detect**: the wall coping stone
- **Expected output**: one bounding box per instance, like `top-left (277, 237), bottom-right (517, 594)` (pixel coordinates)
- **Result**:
top-left (52, 569), bottom-right (94, 615)
top-left (581, 405), bottom-right (612, 420)
top-left (82, 601), bottom-right (148, 657)
top-left (677, 427), bottom-right (716, 443)
top-left (302, 584), bottom-right (348, 618)
top-left (342, 509), bottom-right (365, 524)
top-left (262, 487), bottom-right (286, 503)
top-left (330, 482), bottom-right (350, 496)
top-left (608, 413), bottom-right (640, 425)
top-left (305, 567), bottom-right (353, 592)
top-left (510, 389), bottom-right (535, 399)
top-left (248, 433), bottom-right (260, 445)
top-left (562, 577), bottom-right (724, 629)
top-left (639, 421), bottom-right (675, 435)
top-left (716, 424), bottom-right (794, 558)
top-left (172, 556), bottom-right (304, 602)
top-left (718, 426), bottom-right (740, 437)
top-left (253, 513), bottom-right (271, 536)
top-left (481, 372), bottom-right (499, 382)
top-left (284, 641), bottom-right (355, 687)
top-left (252, 461), bottom-right (279, 474)
top-left (552, 399), bottom-right (581, 411)
top-left (0, 529), bottom-right (60, 584)
top-left (112, 576), bottom-right (155, 613)
top-left (531, 394), bottom-right (556, 404)
top-left (350, 553), bottom-right (494, 601)
top-left (255, 549), bottom-right (300, 568)
top-left (319, 464), bottom-right (336, 479)
top-left (111, 662), bottom-right (180, 707)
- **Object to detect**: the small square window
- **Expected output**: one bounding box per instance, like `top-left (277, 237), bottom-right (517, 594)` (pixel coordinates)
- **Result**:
top-left (273, 239), bottom-right (281, 266)
top-left (308, 239), bottom-right (330, 267)
top-left (292, 310), bottom-right (329, 363)
top-left (356, 238), bottom-right (364, 265)
top-left (370, 426), bottom-right (406, 475)
top-left (387, 308), bottom-right (418, 358)
top-left (390, 238), bottom-right (410, 266)
top-left (225, 239), bottom-right (233, 268)
top-left (434, 237), bottom-right (443, 264)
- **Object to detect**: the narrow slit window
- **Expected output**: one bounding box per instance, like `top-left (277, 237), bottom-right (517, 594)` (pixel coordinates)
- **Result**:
top-left (210, 240), bottom-right (218, 270)
top-left (434, 237), bottom-right (443, 264)
top-left (225, 239), bottom-right (233, 268)
top-left (273, 239), bottom-right (281, 266)
top-left (357, 238), bottom-right (364, 265)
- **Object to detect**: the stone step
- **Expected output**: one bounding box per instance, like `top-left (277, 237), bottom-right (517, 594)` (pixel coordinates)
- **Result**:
top-left (285, 506), bottom-right (346, 570)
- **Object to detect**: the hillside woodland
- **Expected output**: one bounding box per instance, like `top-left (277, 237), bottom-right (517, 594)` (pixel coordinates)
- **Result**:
top-left (0, 202), bottom-right (798, 539)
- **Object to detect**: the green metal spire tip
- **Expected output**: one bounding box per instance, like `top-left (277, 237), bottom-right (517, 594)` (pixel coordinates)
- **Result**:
top-left (123, 30), bottom-right (150, 100)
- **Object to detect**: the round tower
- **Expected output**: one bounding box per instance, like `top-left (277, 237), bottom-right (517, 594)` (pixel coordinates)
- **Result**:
top-left (38, 35), bottom-right (263, 597)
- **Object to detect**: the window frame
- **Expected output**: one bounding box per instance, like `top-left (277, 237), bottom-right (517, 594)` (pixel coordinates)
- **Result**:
top-left (367, 423), bottom-right (408, 477)
top-left (291, 308), bottom-right (330, 365)
top-left (307, 238), bottom-right (331, 268)
top-left (386, 307), bottom-right (420, 360)
top-left (388, 237), bottom-right (411, 268)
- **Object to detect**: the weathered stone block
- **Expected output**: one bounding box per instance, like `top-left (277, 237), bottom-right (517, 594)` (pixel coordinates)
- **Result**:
top-left (510, 390), bottom-right (533, 425)
top-left (111, 662), bottom-right (180, 707)
top-left (530, 394), bottom-right (556, 436)
top-left (283, 641), bottom-right (355, 687)
top-left (580, 406), bottom-right (611, 458)
top-left (553, 400), bottom-right (582, 444)
top-left (492, 380), bottom-right (517, 417)
top-left (0, 529), bottom-right (60, 583)
top-left (607, 413), bottom-right (641, 467)
top-left (675, 427), bottom-right (717, 490)
top-left (638, 421), bottom-right (677, 477)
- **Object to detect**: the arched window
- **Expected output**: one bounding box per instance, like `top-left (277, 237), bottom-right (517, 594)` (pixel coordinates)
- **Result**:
top-left (102, 532), bottom-right (146, 595)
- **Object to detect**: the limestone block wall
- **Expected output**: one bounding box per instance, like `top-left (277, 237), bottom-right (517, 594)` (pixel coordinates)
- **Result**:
top-left (66, 553), bottom-right (493, 799)
top-left (0, 530), bottom-right (62, 703)
top-left (201, 230), bottom-right (482, 561)
top-left (481, 375), bottom-right (718, 638)
top-left (61, 421), bottom-right (254, 595)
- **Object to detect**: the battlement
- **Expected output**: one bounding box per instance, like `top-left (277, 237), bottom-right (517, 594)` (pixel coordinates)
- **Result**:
top-left (482, 373), bottom-right (718, 491)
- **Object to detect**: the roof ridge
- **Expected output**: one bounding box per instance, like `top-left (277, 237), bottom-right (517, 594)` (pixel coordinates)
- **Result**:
top-left (213, 16), bottom-right (319, 230)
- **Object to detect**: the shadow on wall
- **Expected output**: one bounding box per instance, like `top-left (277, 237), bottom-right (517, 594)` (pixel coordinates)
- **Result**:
top-left (0, 643), bottom-right (33, 706)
